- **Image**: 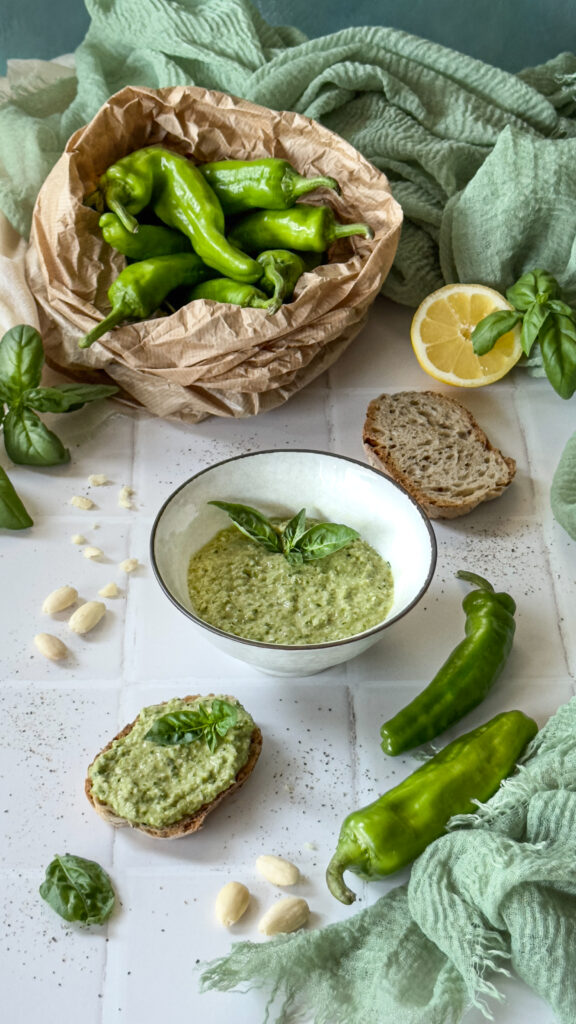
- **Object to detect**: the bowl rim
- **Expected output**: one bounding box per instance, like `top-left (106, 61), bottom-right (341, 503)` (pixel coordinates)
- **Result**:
top-left (149, 448), bottom-right (437, 651)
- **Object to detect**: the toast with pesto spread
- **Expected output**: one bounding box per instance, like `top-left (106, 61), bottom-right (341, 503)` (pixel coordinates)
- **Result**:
top-left (85, 694), bottom-right (262, 839)
top-left (362, 390), bottom-right (516, 519)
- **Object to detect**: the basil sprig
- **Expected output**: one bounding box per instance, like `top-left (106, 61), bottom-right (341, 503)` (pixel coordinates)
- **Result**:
top-left (39, 853), bottom-right (115, 925)
top-left (470, 269), bottom-right (576, 399)
top-left (0, 324), bottom-right (118, 529)
top-left (0, 325), bottom-right (118, 466)
top-left (209, 500), bottom-right (360, 563)
top-left (145, 698), bottom-right (239, 751)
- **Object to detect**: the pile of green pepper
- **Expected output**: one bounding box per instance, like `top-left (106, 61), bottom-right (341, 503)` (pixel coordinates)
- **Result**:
top-left (81, 147), bottom-right (374, 348)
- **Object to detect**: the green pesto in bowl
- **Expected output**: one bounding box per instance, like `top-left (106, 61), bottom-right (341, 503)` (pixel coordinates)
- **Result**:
top-left (187, 523), bottom-right (394, 645)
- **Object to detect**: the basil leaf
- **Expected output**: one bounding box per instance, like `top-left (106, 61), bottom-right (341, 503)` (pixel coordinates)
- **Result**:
top-left (23, 383), bottom-right (119, 414)
top-left (506, 269), bottom-right (560, 311)
top-left (295, 523), bottom-right (360, 562)
top-left (209, 500), bottom-right (282, 553)
top-left (538, 312), bottom-right (576, 399)
top-left (0, 466), bottom-right (33, 529)
top-left (39, 853), bottom-right (115, 925)
top-left (471, 310), bottom-right (521, 356)
top-left (520, 302), bottom-right (549, 357)
top-left (282, 507), bottom-right (308, 555)
top-left (145, 699), bottom-right (238, 748)
top-left (3, 407), bottom-right (70, 465)
top-left (211, 698), bottom-right (239, 736)
top-left (0, 325), bottom-right (44, 400)
top-left (546, 299), bottom-right (575, 317)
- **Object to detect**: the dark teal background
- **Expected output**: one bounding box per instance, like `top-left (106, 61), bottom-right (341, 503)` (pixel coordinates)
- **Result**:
top-left (1, 0), bottom-right (575, 75)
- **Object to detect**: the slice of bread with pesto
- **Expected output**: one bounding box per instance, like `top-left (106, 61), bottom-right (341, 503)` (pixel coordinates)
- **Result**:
top-left (362, 390), bottom-right (516, 519)
top-left (85, 695), bottom-right (262, 839)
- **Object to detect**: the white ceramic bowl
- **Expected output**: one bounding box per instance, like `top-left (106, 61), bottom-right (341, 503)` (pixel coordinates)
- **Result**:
top-left (150, 450), bottom-right (437, 676)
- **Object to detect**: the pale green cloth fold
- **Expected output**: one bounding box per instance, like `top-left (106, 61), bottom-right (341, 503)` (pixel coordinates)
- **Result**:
top-left (0, 0), bottom-right (576, 306)
top-left (200, 697), bottom-right (576, 1023)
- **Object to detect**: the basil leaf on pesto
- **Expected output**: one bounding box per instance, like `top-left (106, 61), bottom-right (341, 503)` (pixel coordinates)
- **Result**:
top-left (39, 853), bottom-right (115, 925)
top-left (209, 500), bottom-right (282, 553)
top-left (281, 507), bottom-right (308, 556)
top-left (296, 522), bottom-right (360, 562)
top-left (209, 500), bottom-right (360, 563)
top-left (145, 699), bottom-right (239, 751)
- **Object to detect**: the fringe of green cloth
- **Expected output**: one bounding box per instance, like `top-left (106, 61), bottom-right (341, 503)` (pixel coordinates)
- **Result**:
top-left (200, 695), bottom-right (576, 1023)
top-left (0, 0), bottom-right (575, 307)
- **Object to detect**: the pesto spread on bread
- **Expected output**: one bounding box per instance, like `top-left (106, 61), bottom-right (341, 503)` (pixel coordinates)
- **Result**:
top-left (187, 522), bottom-right (394, 644)
top-left (87, 697), bottom-right (255, 828)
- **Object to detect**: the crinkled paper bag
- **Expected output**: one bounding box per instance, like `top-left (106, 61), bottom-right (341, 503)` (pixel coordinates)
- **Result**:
top-left (25, 85), bottom-right (402, 423)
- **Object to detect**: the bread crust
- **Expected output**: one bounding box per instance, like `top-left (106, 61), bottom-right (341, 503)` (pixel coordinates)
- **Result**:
top-left (85, 695), bottom-right (262, 839)
top-left (362, 390), bottom-right (516, 519)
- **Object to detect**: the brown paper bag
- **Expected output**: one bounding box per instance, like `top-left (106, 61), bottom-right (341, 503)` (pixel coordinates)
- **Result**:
top-left (26, 85), bottom-right (402, 423)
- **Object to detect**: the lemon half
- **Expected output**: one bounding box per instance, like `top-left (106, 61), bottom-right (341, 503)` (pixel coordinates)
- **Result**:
top-left (410, 283), bottom-right (523, 387)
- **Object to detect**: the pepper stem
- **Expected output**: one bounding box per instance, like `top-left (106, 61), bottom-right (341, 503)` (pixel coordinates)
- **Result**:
top-left (78, 309), bottom-right (127, 349)
top-left (291, 174), bottom-right (341, 199)
top-left (331, 221), bottom-right (374, 242)
top-left (456, 569), bottom-right (495, 592)
top-left (325, 849), bottom-right (359, 905)
top-left (106, 194), bottom-right (140, 235)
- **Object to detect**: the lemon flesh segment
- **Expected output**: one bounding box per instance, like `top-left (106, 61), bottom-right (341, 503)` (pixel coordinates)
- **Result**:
top-left (410, 284), bottom-right (523, 387)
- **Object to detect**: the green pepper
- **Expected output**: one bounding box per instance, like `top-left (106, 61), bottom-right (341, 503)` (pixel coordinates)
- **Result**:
top-left (380, 571), bottom-right (516, 756)
top-left (255, 249), bottom-right (309, 312)
top-left (94, 146), bottom-right (262, 283)
top-left (189, 277), bottom-right (278, 312)
top-left (79, 252), bottom-right (214, 348)
top-left (199, 158), bottom-right (341, 215)
top-left (326, 709), bottom-right (538, 905)
top-left (99, 212), bottom-right (192, 260)
top-left (228, 203), bottom-right (374, 254)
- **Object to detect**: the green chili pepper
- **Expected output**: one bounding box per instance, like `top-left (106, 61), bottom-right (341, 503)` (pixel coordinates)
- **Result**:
top-left (228, 203), bottom-right (374, 254)
top-left (380, 571), bottom-right (516, 756)
top-left (99, 212), bottom-right (192, 260)
top-left (199, 158), bottom-right (341, 214)
top-left (79, 252), bottom-right (214, 348)
top-left (254, 249), bottom-right (309, 313)
top-left (94, 146), bottom-right (262, 283)
top-left (326, 709), bottom-right (538, 905)
top-left (189, 277), bottom-right (278, 312)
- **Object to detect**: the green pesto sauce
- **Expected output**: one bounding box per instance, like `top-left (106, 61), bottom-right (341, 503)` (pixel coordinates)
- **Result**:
top-left (88, 697), bottom-right (255, 828)
top-left (187, 523), bottom-right (394, 645)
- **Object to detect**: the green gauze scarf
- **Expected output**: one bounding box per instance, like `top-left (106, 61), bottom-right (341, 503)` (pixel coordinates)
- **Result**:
top-left (200, 695), bottom-right (576, 1023)
top-left (1, 0), bottom-right (576, 307)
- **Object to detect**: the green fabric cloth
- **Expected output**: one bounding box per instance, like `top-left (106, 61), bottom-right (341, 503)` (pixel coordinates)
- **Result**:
top-left (200, 697), bottom-right (576, 1023)
top-left (551, 431), bottom-right (576, 539)
top-left (1, 0), bottom-right (576, 307)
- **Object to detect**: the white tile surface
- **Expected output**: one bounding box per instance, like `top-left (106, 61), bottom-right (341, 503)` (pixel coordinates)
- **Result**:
top-left (1, 296), bottom-right (574, 1024)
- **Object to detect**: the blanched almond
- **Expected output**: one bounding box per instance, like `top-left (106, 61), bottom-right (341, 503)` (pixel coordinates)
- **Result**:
top-left (42, 585), bottom-right (78, 615)
top-left (71, 534), bottom-right (86, 545)
top-left (258, 897), bottom-right (310, 936)
top-left (215, 881), bottom-right (251, 927)
top-left (34, 633), bottom-right (68, 661)
top-left (256, 854), bottom-right (300, 887)
top-left (118, 485), bottom-right (134, 509)
top-left (98, 582), bottom-right (120, 598)
top-left (119, 557), bottom-right (139, 573)
top-left (70, 495), bottom-right (95, 510)
top-left (83, 546), bottom-right (103, 560)
top-left (88, 474), bottom-right (108, 486)
top-left (68, 601), bottom-right (106, 634)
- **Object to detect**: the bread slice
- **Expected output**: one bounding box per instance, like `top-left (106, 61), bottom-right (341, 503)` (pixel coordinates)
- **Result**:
top-left (85, 695), bottom-right (262, 839)
top-left (362, 390), bottom-right (516, 519)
